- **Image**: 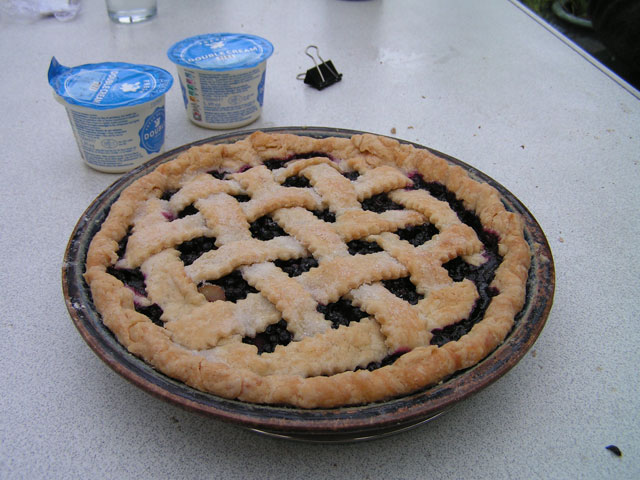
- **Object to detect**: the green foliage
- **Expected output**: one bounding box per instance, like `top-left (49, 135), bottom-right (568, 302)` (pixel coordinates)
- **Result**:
top-left (521, 0), bottom-right (590, 18)
top-left (520, 0), bottom-right (554, 14)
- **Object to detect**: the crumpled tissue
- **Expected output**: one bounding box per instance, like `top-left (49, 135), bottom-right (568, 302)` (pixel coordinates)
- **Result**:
top-left (0, 0), bottom-right (80, 22)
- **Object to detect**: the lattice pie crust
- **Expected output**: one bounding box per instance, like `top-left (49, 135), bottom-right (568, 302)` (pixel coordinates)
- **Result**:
top-left (84, 132), bottom-right (530, 408)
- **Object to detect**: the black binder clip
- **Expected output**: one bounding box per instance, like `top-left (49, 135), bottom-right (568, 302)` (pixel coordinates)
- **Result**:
top-left (297, 45), bottom-right (342, 90)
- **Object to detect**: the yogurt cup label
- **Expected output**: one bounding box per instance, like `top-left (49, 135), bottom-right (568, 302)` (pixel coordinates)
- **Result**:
top-left (167, 33), bottom-right (273, 129)
top-left (48, 57), bottom-right (173, 173)
top-left (139, 106), bottom-right (166, 154)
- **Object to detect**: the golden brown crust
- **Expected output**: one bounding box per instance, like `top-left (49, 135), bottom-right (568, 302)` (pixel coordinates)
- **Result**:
top-left (84, 132), bottom-right (531, 408)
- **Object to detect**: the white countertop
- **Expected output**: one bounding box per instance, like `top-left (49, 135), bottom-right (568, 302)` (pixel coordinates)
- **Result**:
top-left (1, 0), bottom-right (638, 478)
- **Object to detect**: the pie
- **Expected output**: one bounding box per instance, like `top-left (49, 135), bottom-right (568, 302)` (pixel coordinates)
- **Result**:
top-left (84, 131), bottom-right (531, 409)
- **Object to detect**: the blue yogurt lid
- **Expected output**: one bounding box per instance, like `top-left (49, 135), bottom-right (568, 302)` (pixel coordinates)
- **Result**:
top-left (167, 33), bottom-right (274, 71)
top-left (48, 57), bottom-right (173, 110)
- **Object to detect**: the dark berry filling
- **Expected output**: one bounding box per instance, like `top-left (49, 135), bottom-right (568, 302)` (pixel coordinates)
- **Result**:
top-left (317, 298), bottom-right (369, 329)
top-left (432, 242), bottom-right (501, 346)
top-left (361, 193), bottom-right (405, 213)
top-left (282, 175), bottom-right (311, 188)
top-left (106, 266), bottom-right (164, 325)
top-left (264, 152), bottom-right (332, 171)
top-left (176, 236), bottom-right (217, 266)
top-left (136, 304), bottom-right (164, 326)
top-left (107, 266), bottom-right (146, 296)
top-left (408, 174), bottom-right (498, 248)
top-left (115, 227), bottom-right (132, 259)
top-left (208, 270), bottom-right (258, 303)
top-left (242, 319), bottom-right (292, 354)
top-left (430, 287), bottom-right (499, 347)
top-left (443, 243), bottom-right (500, 285)
top-left (177, 204), bottom-right (198, 219)
top-left (347, 239), bottom-right (383, 255)
top-left (275, 256), bottom-right (318, 277)
top-left (396, 223), bottom-right (439, 247)
top-left (232, 194), bottom-right (251, 203)
top-left (311, 209), bottom-right (336, 223)
top-left (160, 190), bottom-right (176, 201)
top-left (249, 216), bottom-right (287, 240)
top-left (382, 276), bottom-right (423, 305)
top-left (209, 170), bottom-right (226, 180)
top-left (406, 173), bottom-right (505, 346)
top-left (263, 159), bottom-right (287, 170)
top-left (342, 171), bottom-right (360, 181)
top-left (360, 350), bottom-right (407, 371)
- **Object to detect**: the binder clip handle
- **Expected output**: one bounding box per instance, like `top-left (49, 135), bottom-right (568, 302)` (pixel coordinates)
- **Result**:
top-left (297, 45), bottom-right (342, 90)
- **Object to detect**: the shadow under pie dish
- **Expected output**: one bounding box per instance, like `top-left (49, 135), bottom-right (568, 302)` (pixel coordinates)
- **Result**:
top-left (63, 127), bottom-right (554, 440)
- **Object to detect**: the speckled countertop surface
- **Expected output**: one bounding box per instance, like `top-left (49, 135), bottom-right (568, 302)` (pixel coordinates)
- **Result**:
top-left (1, 1), bottom-right (638, 478)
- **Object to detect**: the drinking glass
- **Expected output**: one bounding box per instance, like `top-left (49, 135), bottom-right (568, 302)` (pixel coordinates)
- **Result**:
top-left (106, 0), bottom-right (157, 24)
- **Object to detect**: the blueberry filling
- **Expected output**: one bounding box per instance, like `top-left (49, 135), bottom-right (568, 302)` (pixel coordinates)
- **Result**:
top-left (347, 239), bottom-right (383, 255)
top-left (107, 266), bottom-right (146, 296)
top-left (177, 236), bottom-right (217, 266)
top-left (115, 227), bottom-right (132, 259)
top-left (232, 194), bottom-right (251, 203)
top-left (311, 209), bottom-right (336, 223)
top-left (282, 175), bottom-right (311, 188)
top-left (443, 239), bottom-right (500, 285)
top-left (177, 204), bottom-right (198, 219)
top-left (208, 270), bottom-right (258, 303)
top-left (136, 304), bottom-right (164, 327)
top-left (160, 190), bottom-right (176, 201)
top-left (209, 170), bottom-right (226, 180)
top-left (342, 171), bottom-right (360, 181)
top-left (430, 287), bottom-right (499, 347)
top-left (396, 223), bottom-right (439, 247)
top-left (242, 319), bottom-right (292, 354)
top-left (408, 174), bottom-right (498, 248)
top-left (263, 159), bottom-right (288, 170)
top-left (405, 174), bottom-right (505, 346)
top-left (382, 276), bottom-right (423, 305)
top-left (106, 266), bottom-right (164, 325)
top-left (263, 152), bottom-right (332, 171)
top-left (361, 193), bottom-right (405, 213)
top-left (250, 216), bottom-right (287, 240)
top-left (275, 256), bottom-right (318, 277)
top-left (432, 239), bottom-right (501, 346)
top-left (317, 298), bottom-right (369, 329)
top-left (360, 351), bottom-right (406, 371)
top-left (291, 151), bottom-right (331, 160)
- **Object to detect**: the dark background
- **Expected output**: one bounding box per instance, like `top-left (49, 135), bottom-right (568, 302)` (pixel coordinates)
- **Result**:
top-left (518, 0), bottom-right (640, 91)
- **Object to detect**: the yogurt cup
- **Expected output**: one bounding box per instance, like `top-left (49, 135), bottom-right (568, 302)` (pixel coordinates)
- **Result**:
top-left (48, 57), bottom-right (173, 173)
top-left (167, 33), bottom-right (274, 129)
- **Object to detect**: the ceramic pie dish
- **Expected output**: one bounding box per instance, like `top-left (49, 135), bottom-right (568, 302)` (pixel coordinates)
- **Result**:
top-left (62, 126), bottom-right (554, 442)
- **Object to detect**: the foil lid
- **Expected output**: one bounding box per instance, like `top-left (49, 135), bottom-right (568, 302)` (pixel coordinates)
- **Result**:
top-left (167, 33), bottom-right (274, 71)
top-left (48, 57), bottom-right (173, 109)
